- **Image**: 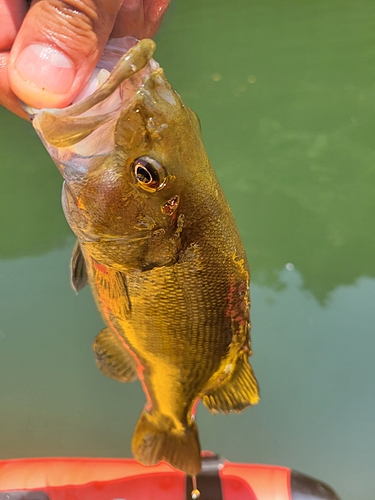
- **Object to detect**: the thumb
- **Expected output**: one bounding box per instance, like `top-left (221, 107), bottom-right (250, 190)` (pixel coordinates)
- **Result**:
top-left (9, 0), bottom-right (123, 109)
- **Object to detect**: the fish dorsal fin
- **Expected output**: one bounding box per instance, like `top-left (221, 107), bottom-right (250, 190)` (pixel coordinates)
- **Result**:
top-left (93, 327), bottom-right (138, 383)
top-left (202, 354), bottom-right (260, 414)
top-left (70, 240), bottom-right (88, 292)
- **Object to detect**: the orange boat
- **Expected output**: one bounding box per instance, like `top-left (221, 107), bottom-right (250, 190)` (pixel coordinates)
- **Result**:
top-left (0, 452), bottom-right (340, 500)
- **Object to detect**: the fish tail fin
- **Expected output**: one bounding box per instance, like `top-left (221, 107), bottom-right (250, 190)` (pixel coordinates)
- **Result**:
top-left (132, 410), bottom-right (201, 476)
top-left (202, 354), bottom-right (260, 414)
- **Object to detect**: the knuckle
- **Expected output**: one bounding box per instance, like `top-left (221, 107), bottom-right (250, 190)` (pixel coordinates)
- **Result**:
top-left (31, 0), bottom-right (116, 58)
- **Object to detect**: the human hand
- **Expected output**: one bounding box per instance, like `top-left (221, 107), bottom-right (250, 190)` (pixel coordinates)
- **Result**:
top-left (0, 0), bottom-right (171, 119)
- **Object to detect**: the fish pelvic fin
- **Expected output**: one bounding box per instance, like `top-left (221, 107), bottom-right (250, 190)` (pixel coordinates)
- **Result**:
top-left (70, 240), bottom-right (88, 292)
top-left (202, 354), bottom-right (260, 414)
top-left (93, 327), bottom-right (138, 383)
top-left (132, 410), bottom-right (201, 476)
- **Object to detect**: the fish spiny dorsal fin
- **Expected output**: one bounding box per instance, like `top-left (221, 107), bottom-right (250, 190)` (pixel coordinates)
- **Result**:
top-left (93, 327), bottom-right (138, 383)
top-left (70, 240), bottom-right (88, 292)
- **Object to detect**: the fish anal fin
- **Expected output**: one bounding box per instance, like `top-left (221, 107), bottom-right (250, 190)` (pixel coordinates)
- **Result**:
top-left (70, 240), bottom-right (88, 292)
top-left (93, 327), bottom-right (138, 383)
top-left (202, 354), bottom-right (260, 414)
top-left (132, 410), bottom-right (201, 476)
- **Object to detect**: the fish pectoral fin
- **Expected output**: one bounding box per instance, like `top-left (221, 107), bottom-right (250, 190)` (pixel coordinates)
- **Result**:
top-left (70, 240), bottom-right (88, 292)
top-left (93, 327), bottom-right (138, 383)
top-left (132, 410), bottom-right (201, 476)
top-left (202, 354), bottom-right (260, 414)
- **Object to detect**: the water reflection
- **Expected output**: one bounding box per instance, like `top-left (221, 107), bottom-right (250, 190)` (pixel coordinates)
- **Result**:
top-left (231, 116), bottom-right (375, 303)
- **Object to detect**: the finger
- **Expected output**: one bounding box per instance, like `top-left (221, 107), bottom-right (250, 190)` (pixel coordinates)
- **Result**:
top-left (112, 0), bottom-right (145, 39)
top-left (0, 0), bottom-right (29, 118)
top-left (0, 52), bottom-right (29, 118)
top-left (143, 0), bottom-right (171, 38)
top-left (111, 0), bottom-right (171, 39)
top-left (0, 0), bottom-right (28, 50)
top-left (8, 0), bottom-right (123, 109)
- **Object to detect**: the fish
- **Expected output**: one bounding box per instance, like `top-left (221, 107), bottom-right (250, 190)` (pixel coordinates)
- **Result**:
top-left (28, 37), bottom-right (260, 476)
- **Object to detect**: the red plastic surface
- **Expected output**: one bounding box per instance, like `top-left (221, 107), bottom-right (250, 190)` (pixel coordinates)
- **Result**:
top-left (0, 457), bottom-right (292, 500)
top-left (222, 462), bottom-right (291, 499)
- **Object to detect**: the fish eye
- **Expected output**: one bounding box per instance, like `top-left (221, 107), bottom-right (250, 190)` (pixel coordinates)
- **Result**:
top-left (132, 156), bottom-right (167, 192)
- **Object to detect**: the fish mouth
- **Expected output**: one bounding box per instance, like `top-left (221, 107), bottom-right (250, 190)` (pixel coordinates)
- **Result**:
top-left (30, 37), bottom-right (160, 155)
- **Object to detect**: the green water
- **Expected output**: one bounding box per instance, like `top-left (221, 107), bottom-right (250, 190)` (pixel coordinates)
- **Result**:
top-left (1, 1), bottom-right (375, 498)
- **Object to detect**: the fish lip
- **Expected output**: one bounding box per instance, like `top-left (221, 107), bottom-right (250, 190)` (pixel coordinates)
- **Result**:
top-left (28, 38), bottom-right (157, 119)
top-left (70, 62), bottom-right (168, 124)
